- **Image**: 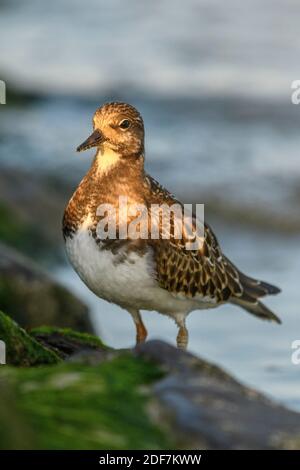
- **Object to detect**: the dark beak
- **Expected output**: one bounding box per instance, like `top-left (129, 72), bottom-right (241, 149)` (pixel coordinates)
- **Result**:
top-left (76, 129), bottom-right (104, 152)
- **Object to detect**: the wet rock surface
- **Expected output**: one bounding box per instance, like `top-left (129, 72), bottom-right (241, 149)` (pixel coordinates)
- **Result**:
top-left (135, 341), bottom-right (300, 449)
top-left (30, 326), bottom-right (109, 360)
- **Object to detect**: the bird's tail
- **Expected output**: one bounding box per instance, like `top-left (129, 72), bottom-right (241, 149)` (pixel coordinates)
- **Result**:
top-left (238, 271), bottom-right (281, 298)
top-left (231, 296), bottom-right (281, 324)
top-left (230, 269), bottom-right (282, 324)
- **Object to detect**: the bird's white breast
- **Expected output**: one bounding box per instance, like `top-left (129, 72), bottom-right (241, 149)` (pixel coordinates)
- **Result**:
top-left (65, 217), bottom-right (217, 315)
top-left (65, 224), bottom-right (154, 306)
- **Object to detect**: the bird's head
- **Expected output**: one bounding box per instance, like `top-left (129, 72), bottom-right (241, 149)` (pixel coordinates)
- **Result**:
top-left (77, 102), bottom-right (145, 158)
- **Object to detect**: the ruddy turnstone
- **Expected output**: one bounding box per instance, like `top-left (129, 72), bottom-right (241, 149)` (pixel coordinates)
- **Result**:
top-left (63, 102), bottom-right (281, 349)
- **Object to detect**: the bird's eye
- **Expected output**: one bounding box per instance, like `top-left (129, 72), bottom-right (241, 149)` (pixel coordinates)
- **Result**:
top-left (119, 119), bottom-right (131, 130)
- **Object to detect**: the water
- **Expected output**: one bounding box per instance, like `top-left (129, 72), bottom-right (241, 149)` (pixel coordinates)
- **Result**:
top-left (0, 0), bottom-right (300, 410)
top-left (1, 97), bottom-right (300, 222)
top-left (0, 0), bottom-right (299, 99)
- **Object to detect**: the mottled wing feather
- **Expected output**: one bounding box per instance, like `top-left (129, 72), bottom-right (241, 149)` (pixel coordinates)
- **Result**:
top-left (144, 175), bottom-right (243, 303)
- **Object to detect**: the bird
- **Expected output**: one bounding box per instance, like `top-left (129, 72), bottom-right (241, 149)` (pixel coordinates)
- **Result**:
top-left (63, 102), bottom-right (281, 349)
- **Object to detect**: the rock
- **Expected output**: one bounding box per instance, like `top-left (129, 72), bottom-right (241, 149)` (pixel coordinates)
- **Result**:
top-left (0, 242), bottom-right (93, 332)
top-left (135, 341), bottom-right (300, 450)
top-left (0, 167), bottom-right (68, 261)
top-left (0, 310), bottom-right (59, 366)
top-left (0, 345), bottom-right (170, 450)
top-left (30, 326), bottom-right (109, 360)
top-left (1, 318), bottom-right (300, 449)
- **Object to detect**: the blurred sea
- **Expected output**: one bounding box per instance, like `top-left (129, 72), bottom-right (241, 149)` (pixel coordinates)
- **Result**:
top-left (0, 0), bottom-right (300, 409)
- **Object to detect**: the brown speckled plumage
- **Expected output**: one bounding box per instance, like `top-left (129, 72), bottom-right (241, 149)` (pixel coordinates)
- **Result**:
top-left (63, 102), bottom-right (282, 349)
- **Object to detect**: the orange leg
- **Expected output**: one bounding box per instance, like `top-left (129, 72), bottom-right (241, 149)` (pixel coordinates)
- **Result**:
top-left (175, 316), bottom-right (189, 350)
top-left (136, 320), bottom-right (148, 344)
top-left (176, 326), bottom-right (188, 349)
top-left (128, 309), bottom-right (148, 345)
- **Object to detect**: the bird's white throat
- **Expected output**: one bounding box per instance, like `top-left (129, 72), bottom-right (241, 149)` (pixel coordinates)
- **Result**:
top-left (96, 148), bottom-right (121, 176)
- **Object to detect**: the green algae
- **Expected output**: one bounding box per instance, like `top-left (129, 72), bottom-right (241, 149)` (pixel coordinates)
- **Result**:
top-left (30, 326), bottom-right (109, 358)
top-left (0, 312), bottom-right (172, 449)
top-left (30, 326), bottom-right (107, 349)
top-left (0, 355), bottom-right (171, 450)
top-left (0, 310), bottom-right (60, 366)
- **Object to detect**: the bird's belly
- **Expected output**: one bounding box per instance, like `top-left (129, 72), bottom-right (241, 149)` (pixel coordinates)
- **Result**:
top-left (65, 228), bottom-right (156, 306)
top-left (65, 227), bottom-right (217, 315)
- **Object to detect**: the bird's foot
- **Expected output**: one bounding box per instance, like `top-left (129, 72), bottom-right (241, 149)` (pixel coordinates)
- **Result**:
top-left (176, 325), bottom-right (189, 350)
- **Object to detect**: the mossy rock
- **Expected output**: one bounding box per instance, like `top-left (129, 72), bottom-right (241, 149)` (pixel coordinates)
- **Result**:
top-left (30, 326), bottom-right (109, 359)
top-left (0, 310), bottom-right (60, 366)
top-left (0, 355), bottom-right (171, 450)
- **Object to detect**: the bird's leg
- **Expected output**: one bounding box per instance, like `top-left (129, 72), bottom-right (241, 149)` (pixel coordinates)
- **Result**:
top-left (128, 309), bottom-right (148, 345)
top-left (175, 316), bottom-right (189, 350)
top-left (136, 320), bottom-right (148, 345)
top-left (177, 326), bottom-right (189, 349)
